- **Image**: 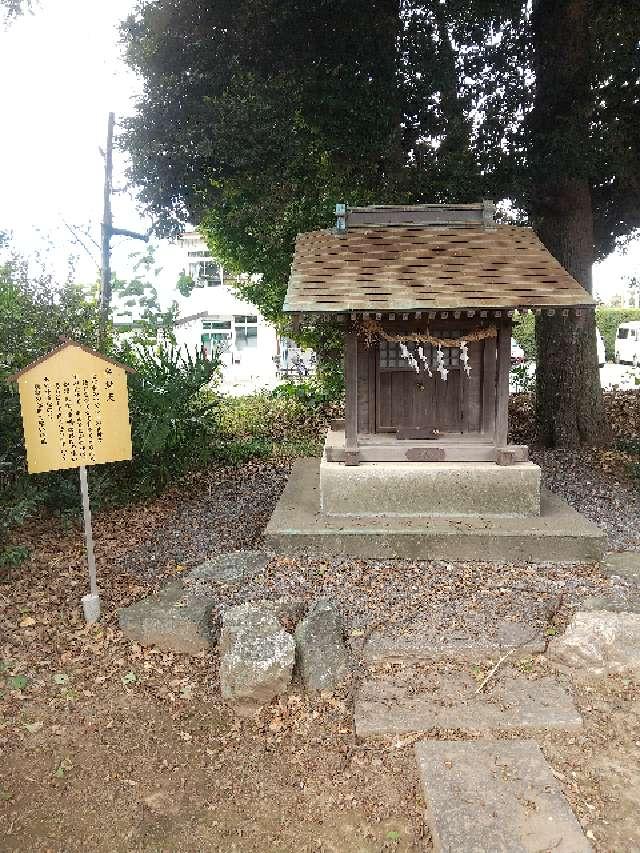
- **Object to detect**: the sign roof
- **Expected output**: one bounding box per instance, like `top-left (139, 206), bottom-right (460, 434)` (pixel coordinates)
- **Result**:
top-left (8, 339), bottom-right (134, 383)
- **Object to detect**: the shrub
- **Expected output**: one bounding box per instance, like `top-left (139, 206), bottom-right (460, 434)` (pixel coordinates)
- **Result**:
top-left (512, 312), bottom-right (536, 360)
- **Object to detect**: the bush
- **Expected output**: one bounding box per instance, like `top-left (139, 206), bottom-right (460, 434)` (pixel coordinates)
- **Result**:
top-left (512, 312), bottom-right (536, 360)
top-left (219, 383), bottom-right (341, 458)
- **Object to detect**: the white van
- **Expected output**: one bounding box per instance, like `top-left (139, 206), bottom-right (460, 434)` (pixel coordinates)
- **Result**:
top-left (615, 321), bottom-right (640, 367)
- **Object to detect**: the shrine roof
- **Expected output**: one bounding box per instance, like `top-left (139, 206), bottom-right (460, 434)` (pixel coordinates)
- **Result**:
top-left (283, 225), bottom-right (594, 314)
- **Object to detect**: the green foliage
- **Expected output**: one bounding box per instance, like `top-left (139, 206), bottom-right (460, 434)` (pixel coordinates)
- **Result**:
top-left (112, 247), bottom-right (178, 348)
top-left (121, 0), bottom-right (485, 329)
top-left (219, 386), bottom-right (340, 459)
top-left (512, 313), bottom-right (536, 360)
top-left (595, 307), bottom-right (640, 362)
top-left (114, 344), bottom-right (223, 496)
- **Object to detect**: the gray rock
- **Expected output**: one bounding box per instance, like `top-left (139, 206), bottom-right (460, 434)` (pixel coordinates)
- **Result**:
top-left (415, 740), bottom-right (592, 853)
top-left (295, 598), bottom-right (351, 691)
top-left (188, 550), bottom-right (269, 585)
top-left (118, 582), bottom-right (218, 654)
top-left (219, 602), bottom-right (295, 712)
top-left (548, 610), bottom-right (640, 675)
top-left (260, 597), bottom-right (307, 631)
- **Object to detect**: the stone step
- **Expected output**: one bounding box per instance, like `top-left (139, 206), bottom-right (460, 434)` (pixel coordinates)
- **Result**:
top-left (415, 739), bottom-right (592, 853)
top-left (355, 671), bottom-right (581, 738)
top-left (365, 616), bottom-right (545, 664)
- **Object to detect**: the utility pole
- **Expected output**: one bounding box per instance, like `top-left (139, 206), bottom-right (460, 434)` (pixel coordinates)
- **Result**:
top-left (98, 112), bottom-right (148, 345)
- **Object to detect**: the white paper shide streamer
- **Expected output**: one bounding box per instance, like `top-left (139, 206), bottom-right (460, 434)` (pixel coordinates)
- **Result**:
top-left (397, 339), bottom-right (472, 381)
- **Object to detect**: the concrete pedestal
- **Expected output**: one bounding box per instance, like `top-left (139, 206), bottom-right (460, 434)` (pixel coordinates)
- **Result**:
top-left (264, 459), bottom-right (606, 563)
top-left (320, 458), bottom-right (541, 517)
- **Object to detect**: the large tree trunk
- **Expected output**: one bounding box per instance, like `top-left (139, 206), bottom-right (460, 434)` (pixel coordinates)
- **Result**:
top-left (529, 0), bottom-right (606, 446)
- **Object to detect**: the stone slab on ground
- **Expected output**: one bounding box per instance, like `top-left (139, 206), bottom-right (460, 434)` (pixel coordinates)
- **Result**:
top-left (602, 551), bottom-right (640, 583)
top-left (580, 594), bottom-right (640, 614)
top-left (365, 616), bottom-right (545, 664)
top-left (415, 739), bottom-right (592, 853)
top-left (118, 582), bottom-right (217, 654)
top-left (320, 458), bottom-right (541, 517)
top-left (265, 459), bottom-right (606, 563)
top-left (187, 550), bottom-right (270, 585)
top-left (355, 671), bottom-right (582, 737)
top-left (548, 610), bottom-right (640, 676)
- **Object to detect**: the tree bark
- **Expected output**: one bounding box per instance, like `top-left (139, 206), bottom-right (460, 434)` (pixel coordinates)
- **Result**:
top-left (529, 0), bottom-right (607, 446)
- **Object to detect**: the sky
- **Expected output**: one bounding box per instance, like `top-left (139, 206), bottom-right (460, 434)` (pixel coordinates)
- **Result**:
top-left (0, 0), bottom-right (638, 307)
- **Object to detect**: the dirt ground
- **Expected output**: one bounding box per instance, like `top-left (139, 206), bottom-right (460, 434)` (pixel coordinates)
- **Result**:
top-left (1, 461), bottom-right (640, 852)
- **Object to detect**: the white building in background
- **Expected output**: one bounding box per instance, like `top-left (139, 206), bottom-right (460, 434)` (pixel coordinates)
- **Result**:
top-left (174, 231), bottom-right (279, 394)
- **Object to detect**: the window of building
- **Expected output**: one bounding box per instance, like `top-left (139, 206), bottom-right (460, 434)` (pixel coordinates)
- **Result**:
top-left (234, 315), bottom-right (258, 350)
top-left (188, 260), bottom-right (222, 286)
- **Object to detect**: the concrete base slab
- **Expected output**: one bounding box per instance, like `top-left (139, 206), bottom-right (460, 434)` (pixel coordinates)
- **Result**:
top-left (415, 740), bottom-right (592, 853)
top-left (118, 582), bottom-right (217, 654)
top-left (365, 616), bottom-right (545, 664)
top-left (355, 671), bottom-right (582, 737)
top-left (320, 458), bottom-right (541, 517)
top-left (264, 459), bottom-right (606, 563)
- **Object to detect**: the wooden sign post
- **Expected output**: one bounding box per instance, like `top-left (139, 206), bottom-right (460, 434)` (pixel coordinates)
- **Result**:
top-left (9, 339), bottom-right (134, 624)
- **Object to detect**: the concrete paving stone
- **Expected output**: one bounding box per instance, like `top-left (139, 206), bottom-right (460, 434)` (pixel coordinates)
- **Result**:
top-left (365, 616), bottom-right (545, 664)
top-left (602, 551), bottom-right (640, 583)
top-left (581, 594), bottom-right (640, 614)
top-left (118, 582), bottom-right (218, 654)
top-left (355, 671), bottom-right (582, 737)
top-left (187, 550), bottom-right (270, 585)
top-left (415, 739), bottom-right (592, 853)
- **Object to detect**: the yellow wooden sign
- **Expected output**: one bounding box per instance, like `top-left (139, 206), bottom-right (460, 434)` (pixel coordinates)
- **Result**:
top-left (10, 340), bottom-right (133, 474)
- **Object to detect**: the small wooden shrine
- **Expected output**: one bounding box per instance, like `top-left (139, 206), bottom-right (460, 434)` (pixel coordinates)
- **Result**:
top-left (284, 202), bottom-right (594, 469)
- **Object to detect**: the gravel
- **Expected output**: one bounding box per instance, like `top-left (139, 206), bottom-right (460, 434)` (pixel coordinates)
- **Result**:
top-left (531, 448), bottom-right (640, 551)
top-left (119, 449), bottom-right (640, 640)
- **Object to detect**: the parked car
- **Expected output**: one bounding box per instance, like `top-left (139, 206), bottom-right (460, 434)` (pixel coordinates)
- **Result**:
top-left (510, 338), bottom-right (525, 364)
top-left (596, 327), bottom-right (605, 368)
top-left (615, 321), bottom-right (640, 367)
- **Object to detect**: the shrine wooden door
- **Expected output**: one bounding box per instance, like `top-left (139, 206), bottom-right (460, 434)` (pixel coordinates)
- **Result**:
top-left (375, 337), bottom-right (484, 435)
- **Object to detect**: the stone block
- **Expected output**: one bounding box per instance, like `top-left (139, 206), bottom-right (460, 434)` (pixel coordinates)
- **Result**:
top-left (295, 598), bottom-right (351, 691)
top-left (219, 602), bottom-right (295, 712)
top-left (415, 740), bottom-right (592, 853)
top-left (320, 459), bottom-right (541, 517)
top-left (355, 671), bottom-right (582, 737)
top-left (118, 582), bottom-right (217, 654)
top-left (548, 610), bottom-right (640, 675)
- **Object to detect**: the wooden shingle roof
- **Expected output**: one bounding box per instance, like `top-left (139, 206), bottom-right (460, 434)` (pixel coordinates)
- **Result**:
top-left (283, 225), bottom-right (594, 313)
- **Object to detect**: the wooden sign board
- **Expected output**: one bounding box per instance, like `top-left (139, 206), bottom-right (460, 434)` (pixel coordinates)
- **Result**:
top-left (10, 340), bottom-right (133, 474)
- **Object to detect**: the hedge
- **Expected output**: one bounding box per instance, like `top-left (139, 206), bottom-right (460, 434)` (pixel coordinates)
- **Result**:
top-left (511, 307), bottom-right (640, 362)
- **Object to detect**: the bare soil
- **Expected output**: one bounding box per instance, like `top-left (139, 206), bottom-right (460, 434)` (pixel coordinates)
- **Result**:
top-left (2, 459), bottom-right (640, 852)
